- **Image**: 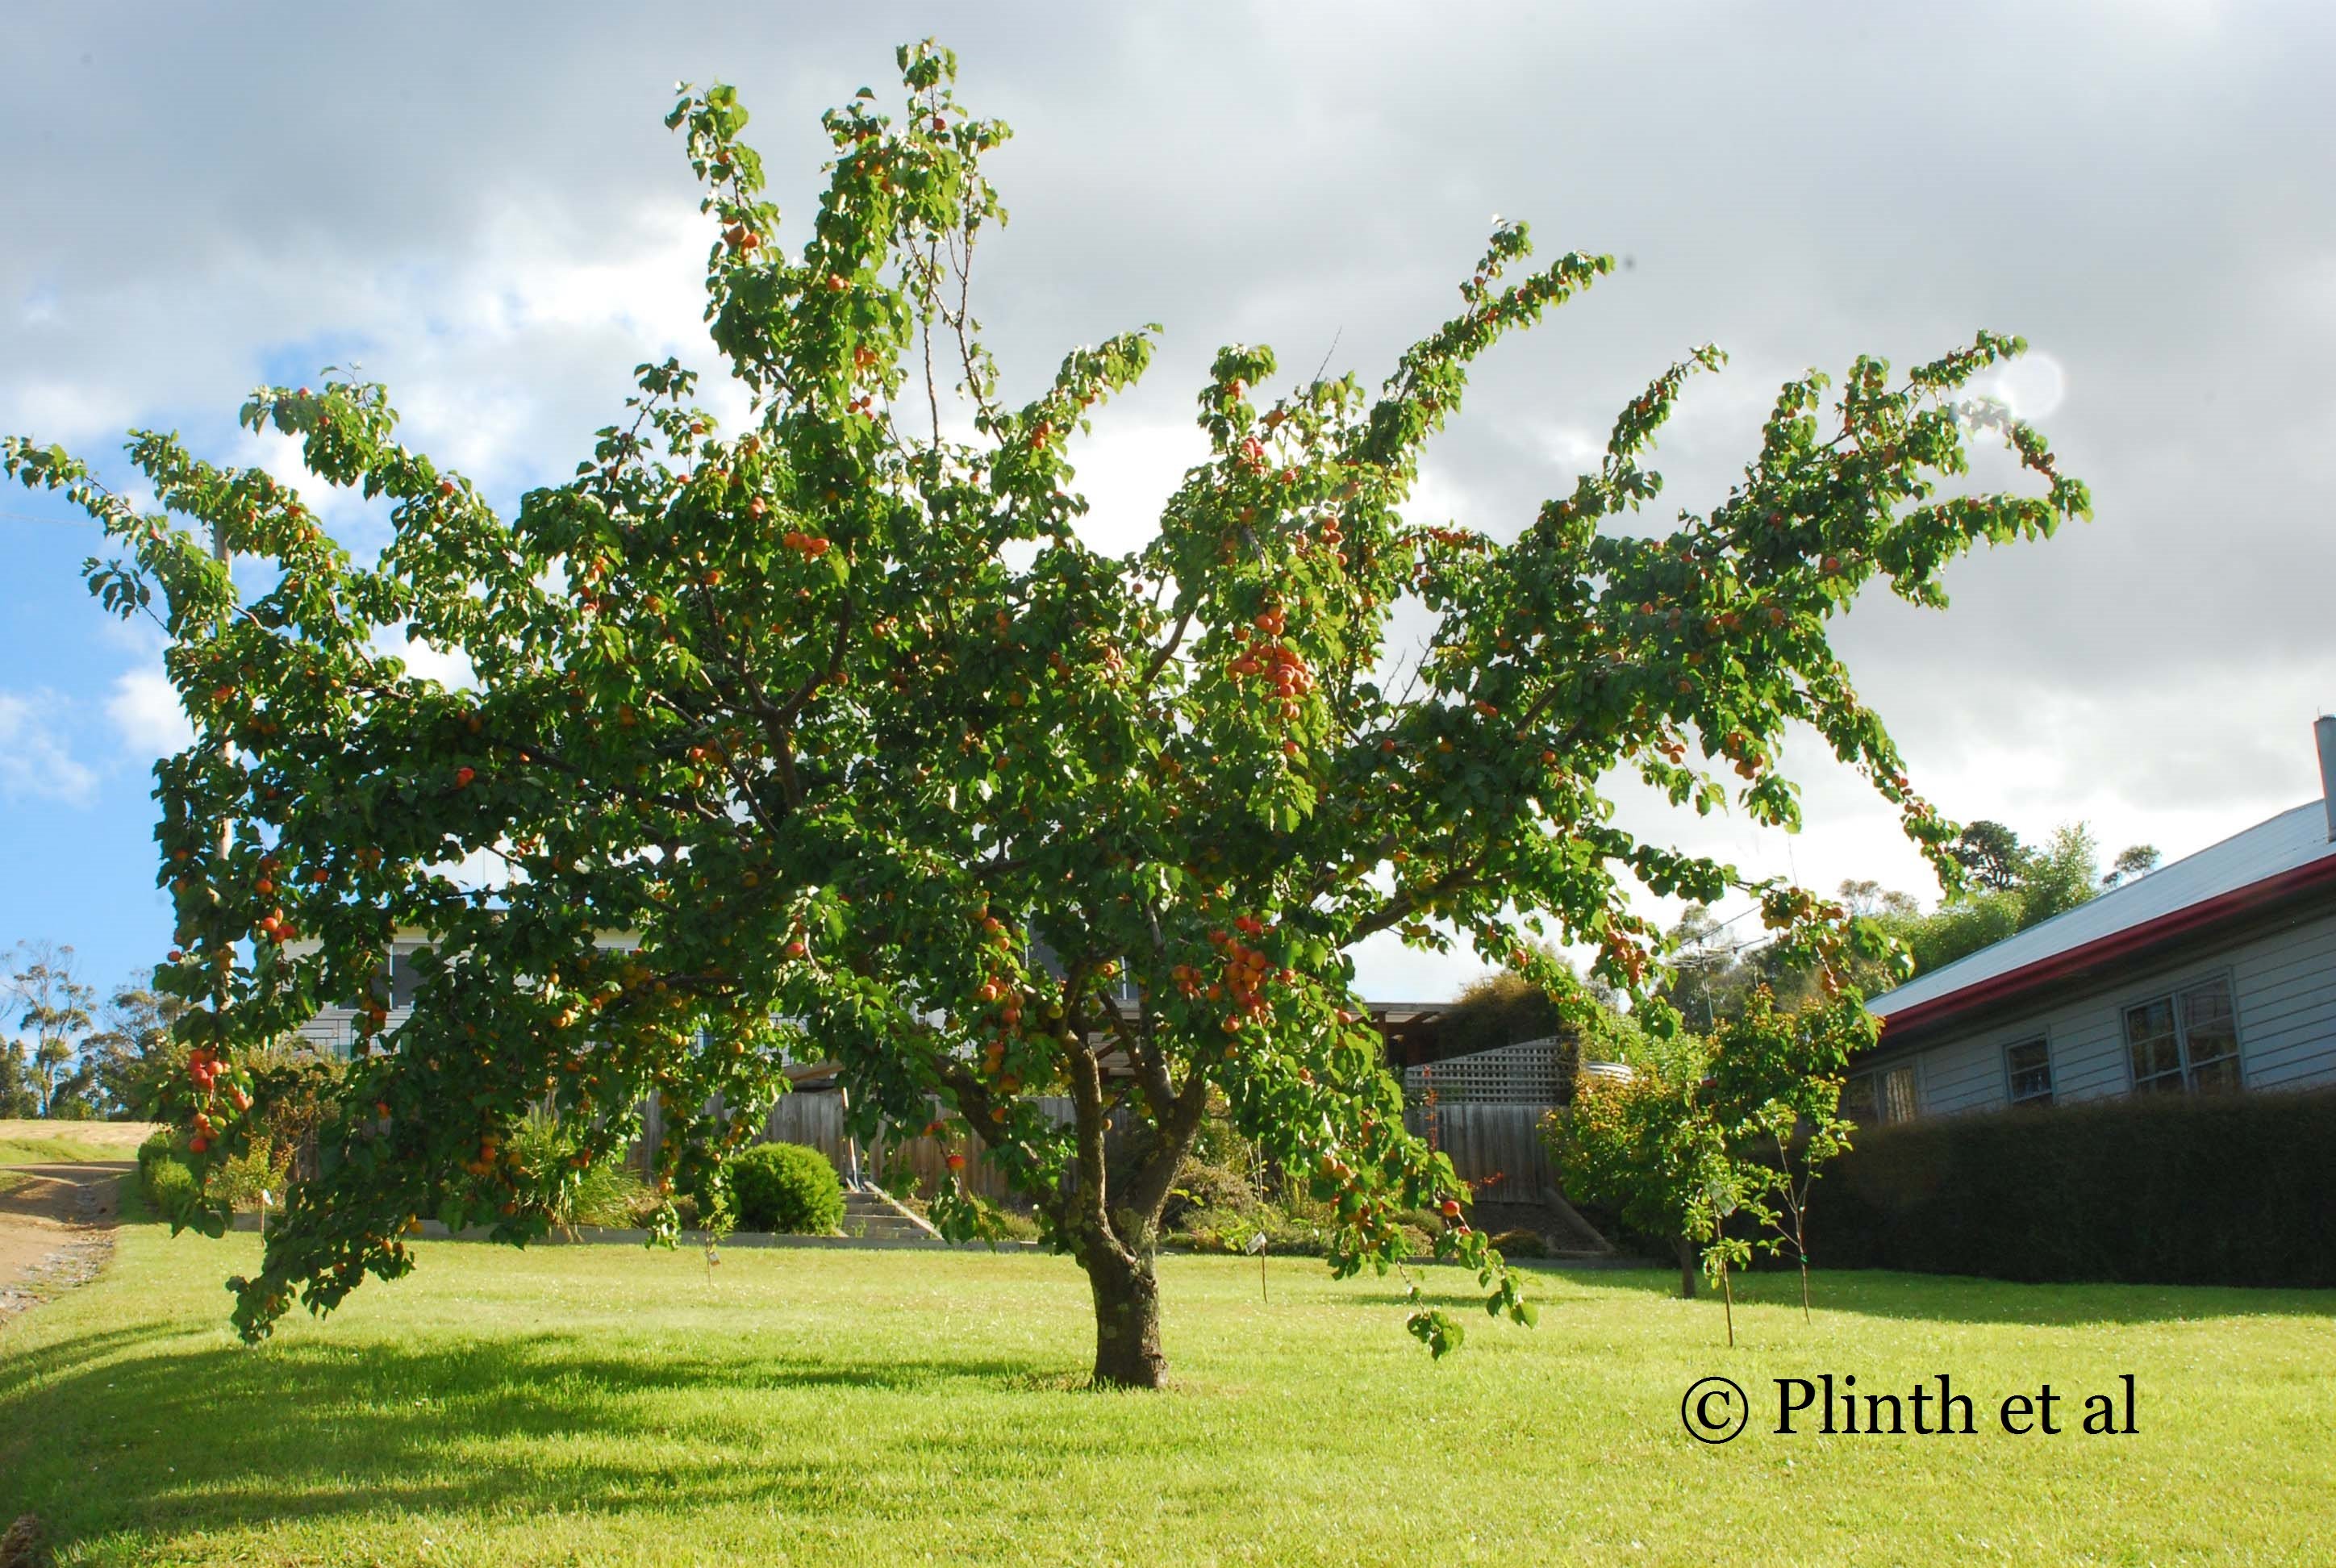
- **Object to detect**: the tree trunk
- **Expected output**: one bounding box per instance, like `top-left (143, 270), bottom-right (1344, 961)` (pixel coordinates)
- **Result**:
top-left (1058, 1027), bottom-right (1200, 1390)
top-left (1085, 1234), bottom-right (1168, 1389)
top-left (1675, 1236), bottom-right (1698, 1299)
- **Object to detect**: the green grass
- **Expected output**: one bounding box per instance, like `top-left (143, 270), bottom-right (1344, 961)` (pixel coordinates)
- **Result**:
top-left (0, 1137), bottom-right (120, 1166)
top-left (0, 1120), bottom-right (158, 1166)
top-left (3, 1212), bottom-right (2331, 1567)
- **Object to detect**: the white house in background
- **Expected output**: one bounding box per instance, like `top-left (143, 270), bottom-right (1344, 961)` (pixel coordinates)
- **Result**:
top-left (1850, 718), bottom-right (2336, 1124)
top-left (293, 929), bottom-right (644, 1057)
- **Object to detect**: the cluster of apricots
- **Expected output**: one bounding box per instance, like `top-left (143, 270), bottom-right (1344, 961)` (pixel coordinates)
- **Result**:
top-left (573, 555), bottom-right (614, 615)
top-left (182, 1045), bottom-right (249, 1154)
top-left (461, 1130), bottom-right (506, 1178)
top-left (1170, 916), bottom-right (1294, 1048)
top-left (1226, 607), bottom-right (1315, 726)
top-left (1415, 525), bottom-right (1482, 551)
top-left (1600, 931), bottom-right (1651, 990)
top-left (1716, 729), bottom-right (1766, 780)
top-left (973, 973), bottom-right (1024, 1029)
top-left (248, 853), bottom-right (301, 944)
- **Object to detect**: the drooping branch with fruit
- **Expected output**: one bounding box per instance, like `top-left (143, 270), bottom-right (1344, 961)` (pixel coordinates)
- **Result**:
top-left (5, 40), bottom-right (2087, 1387)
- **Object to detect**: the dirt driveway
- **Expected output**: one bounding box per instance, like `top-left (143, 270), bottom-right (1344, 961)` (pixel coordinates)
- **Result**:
top-left (0, 1161), bottom-right (128, 1319)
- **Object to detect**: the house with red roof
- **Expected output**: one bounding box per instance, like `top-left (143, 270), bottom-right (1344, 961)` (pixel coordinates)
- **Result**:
top-left (1852, 718), bottom-right (2336, 1124)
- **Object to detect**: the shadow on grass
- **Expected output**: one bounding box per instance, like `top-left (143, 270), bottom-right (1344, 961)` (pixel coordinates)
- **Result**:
top-left (0, 1162), bottom-right (127, 1223)
top-left (1, 1327), bottom-right (1096, 1545)
top-left (1342, 1266), bottom-right (2336, 1325)
top-left (0, 1320), bottom-right (187, 1393)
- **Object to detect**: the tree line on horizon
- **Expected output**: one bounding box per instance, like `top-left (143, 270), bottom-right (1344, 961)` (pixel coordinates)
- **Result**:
top-left (1, 939), bottom-right (184, 1121)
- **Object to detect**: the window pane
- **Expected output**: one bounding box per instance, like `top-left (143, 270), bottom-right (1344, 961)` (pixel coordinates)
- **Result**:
top-left (1843, 1074), bottom-right (1879, 1125)
top-left (2005, 1039), bottom-right (2053, 1103)
top-left (1879, 1065), bottom-right (1918, 1124)
top-left (2124, 999), bottom-right (2181, 1086)
top-left (2191, 1055), bottom-right (2243, 1094)
top-left (2180, 978), bottom-right (2239, 1070)
top-left (390, 950), bottom-right (426, 1011)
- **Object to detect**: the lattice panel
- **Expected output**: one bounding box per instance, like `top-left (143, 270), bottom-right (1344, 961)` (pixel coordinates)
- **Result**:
top-left (1403, 1036), bottom-right (1567, 1105)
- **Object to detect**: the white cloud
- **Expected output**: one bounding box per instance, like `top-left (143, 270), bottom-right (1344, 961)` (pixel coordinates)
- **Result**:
top-left (372, 628), bottom-right (477, 690)
top-left (106, 666), bottom-right (194, 757)
top-left (1065, 419), bottom-right (1212, 558)
top-left (0, 689), bottom-right (98, 804)
top-left (3, 3), bottom-right (2332, 1008)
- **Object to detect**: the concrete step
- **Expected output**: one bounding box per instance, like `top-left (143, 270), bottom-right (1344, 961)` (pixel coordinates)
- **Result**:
top-left (839, 1187), bottom-right (940, 1243)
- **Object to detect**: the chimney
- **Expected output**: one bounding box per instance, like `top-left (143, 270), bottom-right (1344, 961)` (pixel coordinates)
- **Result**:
top-left (2319, 715), bottom-right (2336, 843)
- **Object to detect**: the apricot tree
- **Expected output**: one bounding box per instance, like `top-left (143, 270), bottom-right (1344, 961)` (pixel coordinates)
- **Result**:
top-left (6, 42), bottom-right (2088, 1387)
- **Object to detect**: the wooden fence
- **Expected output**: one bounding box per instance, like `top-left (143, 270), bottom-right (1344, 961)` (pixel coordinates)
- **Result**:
top-left (774, 1091), bottom-right (1077, 1205)
top-left (638, 1088), bottom-right (1072, 1207)
top-left (644, 1089), bottom-right (1560, 1207)
top-left (1406, 1102), bottom-right (1560, 1203)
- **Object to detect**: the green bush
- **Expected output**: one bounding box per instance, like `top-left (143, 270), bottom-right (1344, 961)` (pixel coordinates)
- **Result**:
top-left (728, 1141), bottom-right (845, 1234)
top-left (1819, 1086), bottom-right (2336, 1287)
top-left (207, 1146), bottom-right (289, 1212)
top-left (1488, 1227), bottom-right (1550, 1258)
top-left (971, 1206), bottom-right (1041, 1243)
top-left (1392, 1204), bottom-right (1456, 1236)
top-left (135, 1128), bottom-right (177, 1180)
top-left (143, 1157), bottom-right (198, 1218)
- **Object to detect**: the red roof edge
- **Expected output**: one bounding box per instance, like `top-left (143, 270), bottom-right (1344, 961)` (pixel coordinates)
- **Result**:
top-left (1875, 850), bottom-right (2336, 1046)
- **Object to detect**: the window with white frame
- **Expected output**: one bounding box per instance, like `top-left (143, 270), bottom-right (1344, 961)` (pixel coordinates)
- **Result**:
top-left (2004, 1038), bottom-right (2054, 1105)
top-left (2123, 974), bottom-right (2242, 1094)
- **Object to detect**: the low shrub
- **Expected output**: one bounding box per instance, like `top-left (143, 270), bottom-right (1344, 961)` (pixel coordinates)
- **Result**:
top-left (142, 1157), bottom-right (197, 1219)
top-left (728, 1141), bottom-right (845, 1234)
top-left (1391, 1205), bottom-right (1455, 1236)
top-left (1819, 1086), bottom-right (2336, 1287)
top-left (206, 1146), bottom-right (290, 1212)
top-left (134, 1129), bottom-right (177, 1182)
top-left (565, 1161), bottom-right (649, 1228)
top-left (1165, 1203), bottom-right (1413, 1257)
top-left (507, 1111), bottom-right (649, 1229)
top-left (1170, 1205), bottom-right (1257, 1253)
top-left (618, 1187), bottom-right (708, 1233)
top-left (1487, 1227), bottom-right (1550, 1258)
top-left (973, 1206), bottom-right (1042, 1243)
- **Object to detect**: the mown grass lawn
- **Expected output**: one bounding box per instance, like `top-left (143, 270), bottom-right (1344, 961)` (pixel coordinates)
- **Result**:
top-left (2, 1207), bottom-right (2330, 1567)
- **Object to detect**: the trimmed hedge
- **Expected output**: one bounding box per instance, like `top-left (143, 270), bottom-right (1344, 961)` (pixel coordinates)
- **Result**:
top-left (1817, 1086), bottom-right (2336, 1288)
top-left (728, 1141), bottom-right (845, 1234)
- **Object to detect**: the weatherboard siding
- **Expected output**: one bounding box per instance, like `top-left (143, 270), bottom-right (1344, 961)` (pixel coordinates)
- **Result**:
top-left (1908, 1032), bottom-right (2001, 1117)
top-left (2236, 911), bottom-right (2336, 1088)
top-left (1883, 907), bottom-right (2336, 1118)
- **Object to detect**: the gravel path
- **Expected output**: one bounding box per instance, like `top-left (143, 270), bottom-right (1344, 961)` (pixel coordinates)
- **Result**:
top-left (0, 1160), bottom-right (127, 1320)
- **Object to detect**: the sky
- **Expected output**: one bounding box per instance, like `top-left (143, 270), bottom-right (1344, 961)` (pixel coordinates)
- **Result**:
top-left (3, 1), bottom-right (2332, 1007)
